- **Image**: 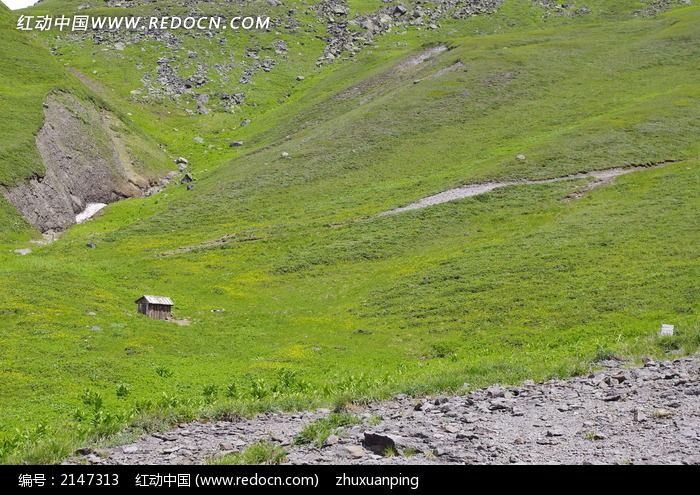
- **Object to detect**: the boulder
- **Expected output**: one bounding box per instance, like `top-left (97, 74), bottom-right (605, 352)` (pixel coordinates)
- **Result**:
top-left (393, 5), bottom-right (408, 16)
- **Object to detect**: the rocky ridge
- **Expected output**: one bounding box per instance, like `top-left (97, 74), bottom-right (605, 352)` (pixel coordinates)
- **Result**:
top-left (75, 354), bottom-right (699, 465)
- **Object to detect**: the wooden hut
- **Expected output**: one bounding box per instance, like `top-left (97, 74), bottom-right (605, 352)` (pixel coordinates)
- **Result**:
top-left (135, 295), bottom-right (174, 320)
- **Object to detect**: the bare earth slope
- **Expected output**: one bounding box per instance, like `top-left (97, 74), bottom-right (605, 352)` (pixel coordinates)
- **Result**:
top-left (75, 355), bottom-right (699, 465)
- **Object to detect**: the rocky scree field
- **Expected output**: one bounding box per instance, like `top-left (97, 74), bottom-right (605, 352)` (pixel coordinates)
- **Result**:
top-left (73, 355), bottom-right (700, 465)
top-left (0, 0), bottom-right (698, 463)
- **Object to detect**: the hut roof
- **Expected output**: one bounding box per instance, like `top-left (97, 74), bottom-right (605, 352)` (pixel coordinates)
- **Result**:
top-left (136, 295), bottom-right (174, 306)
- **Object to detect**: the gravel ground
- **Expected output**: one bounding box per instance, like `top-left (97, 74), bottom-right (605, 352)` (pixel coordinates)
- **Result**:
top-left (380, 161), bottom-right (678, 216)
top-left (73, 355), bottom-right (700, 465)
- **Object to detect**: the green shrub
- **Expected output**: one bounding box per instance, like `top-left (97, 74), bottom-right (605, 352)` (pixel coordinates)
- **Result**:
top-left (294, 413), bottom-right (360, 447)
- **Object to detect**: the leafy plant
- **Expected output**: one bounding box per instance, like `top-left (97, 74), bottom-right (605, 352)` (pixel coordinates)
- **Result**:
top-left (115, 384), bottom-right (130, 399)
top-left (294, 413), bottom-right (360, 448)
top-left (430, 342), bottom-right (457, 360)
top-left (202, 384), bottom-right (218, 403)
top-left (208, 442), bottom-right (287, 465)
top-left (155, 366), bottom-right (173, 379)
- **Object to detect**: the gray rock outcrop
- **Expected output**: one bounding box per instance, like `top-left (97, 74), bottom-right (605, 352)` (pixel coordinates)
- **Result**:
top-left (1, 92), bottom-right (161, 232)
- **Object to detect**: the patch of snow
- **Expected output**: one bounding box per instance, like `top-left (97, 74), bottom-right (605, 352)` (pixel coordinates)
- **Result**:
top-left (76, 203), bottom-right (107, 224)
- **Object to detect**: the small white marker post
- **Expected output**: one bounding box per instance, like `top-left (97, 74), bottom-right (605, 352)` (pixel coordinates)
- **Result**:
top-left (660, 324), bottom-right (675, 336)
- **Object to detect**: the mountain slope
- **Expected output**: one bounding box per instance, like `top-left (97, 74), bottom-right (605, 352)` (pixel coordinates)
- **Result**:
top-left (0, 0), bottom-right (698, 463)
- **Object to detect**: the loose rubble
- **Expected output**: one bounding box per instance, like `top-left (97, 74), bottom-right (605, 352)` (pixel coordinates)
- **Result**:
top-left (53, 1), bottom-right (505, 114)
top-left (638, 0), bottom-right (693, 16)
top-left (73, 355), bottom-right (699, 465)
top-left (315, 0), bottom-right (502, 65)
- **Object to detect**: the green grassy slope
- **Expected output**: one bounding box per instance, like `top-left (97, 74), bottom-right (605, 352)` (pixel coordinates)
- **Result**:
top-left (0, 4), bottom-right (68, 237)
top-left (0, 4), bottom-right (75, 186)
top-left (0, 1), bottom-right (698, 462)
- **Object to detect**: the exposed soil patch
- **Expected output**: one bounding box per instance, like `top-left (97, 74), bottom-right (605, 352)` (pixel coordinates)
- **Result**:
top-left (335, 45), bottom-right (449, 102)
top-left (425, 60), bottom-right (466, 80)
top-left (380, 161), bottom-right (679, 216)
top-left (73, 354), bottom-right (699, 465)
top-left (395, 45), bottom-right (449, 71)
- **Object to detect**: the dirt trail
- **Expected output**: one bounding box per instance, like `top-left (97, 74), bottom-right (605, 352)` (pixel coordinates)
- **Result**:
top-left (73, 354), bottom-right (699, 465)
top-left (380, 161), bottom-right (678, 216)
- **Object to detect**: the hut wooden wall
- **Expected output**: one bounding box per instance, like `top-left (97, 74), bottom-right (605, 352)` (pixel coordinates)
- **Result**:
top-left (147, 304), bottom-right (172, 320)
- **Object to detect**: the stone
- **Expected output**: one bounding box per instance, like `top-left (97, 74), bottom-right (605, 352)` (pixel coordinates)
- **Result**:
top-left (13, 248), bottom-right (32, 255)
top-left (281, 151), bottom-right (290, 159)
top-left (230, 141), bottom-right (244, 147)
top-left (196, 94), bottom-right (210, 115)
top-left (488, 398), bottom-right (514, 411)
top-left (516, 154), bottom-right (526, 161)
top-left (378, 14), bottom-right (393, 25)
top-left (486, 386), bottom-right (506, 398)
top-left (193, 136), bottom-right (204, 144)
top-left (633, 408), bottom-right (647, 423)
top-left (175, 157), bottom-right (189, 165)
top-left (296, 75), bottom-right (305, 81)
top-left (603, 393), bottom-right (622, 402)
top-left (331, 4), bottom-right (349, 16)
top-left (344, 445), bottom-right (365, 458)
top-left (362, 432), bottom-right (396, 455)
top-left (610, 372), bottom-right (627, 383)
top-left (360, 19), bottom-right (376, 32)
top-left (511, 406), bottom-right (525, 417)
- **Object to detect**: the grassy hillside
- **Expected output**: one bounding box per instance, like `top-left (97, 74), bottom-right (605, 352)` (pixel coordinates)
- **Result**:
top-left (0, 3), bottom-right (68, 236)
top-left (0, 0), bottom-right (698, 462)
